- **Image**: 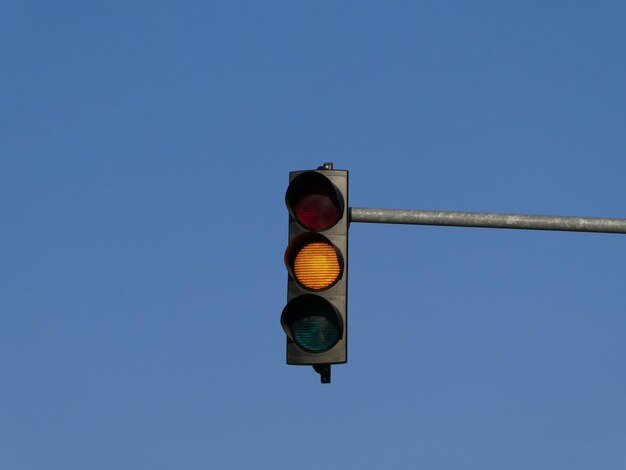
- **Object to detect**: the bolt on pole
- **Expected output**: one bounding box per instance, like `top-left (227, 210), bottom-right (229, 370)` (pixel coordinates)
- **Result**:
top-left (349, 207), bottom-right (626, 234)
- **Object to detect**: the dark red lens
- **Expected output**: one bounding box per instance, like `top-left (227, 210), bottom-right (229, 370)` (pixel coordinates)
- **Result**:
top-left (294, 193), bottom-right (341, 231)
top-left (286, 172), bottom-right (344, 231)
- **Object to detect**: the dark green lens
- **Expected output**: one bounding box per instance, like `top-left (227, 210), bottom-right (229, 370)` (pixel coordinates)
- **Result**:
top-left (292, 314), bottom-right (340, 352)
top-left (281, 294), bottom-right (343, 354)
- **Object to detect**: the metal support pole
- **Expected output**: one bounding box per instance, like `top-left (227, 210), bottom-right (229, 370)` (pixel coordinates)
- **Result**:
top-left (349, 207), bottom-right (626, 234)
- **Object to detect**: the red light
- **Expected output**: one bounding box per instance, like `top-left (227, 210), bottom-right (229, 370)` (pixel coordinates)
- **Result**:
top-left (294, 193), bottom-right (341, 231)
top-left (286, 172), bottom-right (344, 231)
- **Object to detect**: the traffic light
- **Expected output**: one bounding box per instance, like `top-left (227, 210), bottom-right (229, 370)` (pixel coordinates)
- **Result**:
top-left (281, 163), bottom-right (349, 383)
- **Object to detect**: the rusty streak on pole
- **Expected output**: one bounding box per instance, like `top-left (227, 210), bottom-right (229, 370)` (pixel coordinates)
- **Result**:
top-left (349, 207), bottom-right (626, 234)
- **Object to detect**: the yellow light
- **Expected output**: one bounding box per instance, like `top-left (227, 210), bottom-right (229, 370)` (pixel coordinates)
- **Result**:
top-left (293, 242), bottom-right (341, 290)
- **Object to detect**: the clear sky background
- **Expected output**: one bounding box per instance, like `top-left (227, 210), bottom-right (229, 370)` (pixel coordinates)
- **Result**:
top-left (2, 2), bottom-right (626, 469)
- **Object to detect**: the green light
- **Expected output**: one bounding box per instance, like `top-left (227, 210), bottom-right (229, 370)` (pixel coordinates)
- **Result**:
top-left (292, 314), bottom-right (340, 352)
top-left (281, 294), bottom-right (343, 354)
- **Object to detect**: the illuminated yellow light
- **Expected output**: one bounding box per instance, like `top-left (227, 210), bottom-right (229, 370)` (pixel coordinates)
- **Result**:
top-left (294, 242), bottom-right (341, 290)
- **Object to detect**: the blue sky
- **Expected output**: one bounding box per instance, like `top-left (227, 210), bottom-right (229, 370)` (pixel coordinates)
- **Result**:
top-left (2, 1), bottom-right (626, 469)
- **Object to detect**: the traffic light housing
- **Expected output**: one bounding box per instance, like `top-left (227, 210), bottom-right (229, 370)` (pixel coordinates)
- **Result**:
top-left (281, 164), bottom-right (349, 382)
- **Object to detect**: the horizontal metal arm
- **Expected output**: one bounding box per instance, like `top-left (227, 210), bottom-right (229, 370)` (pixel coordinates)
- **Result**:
top-left (349, 207), bottom-right (626, 234)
